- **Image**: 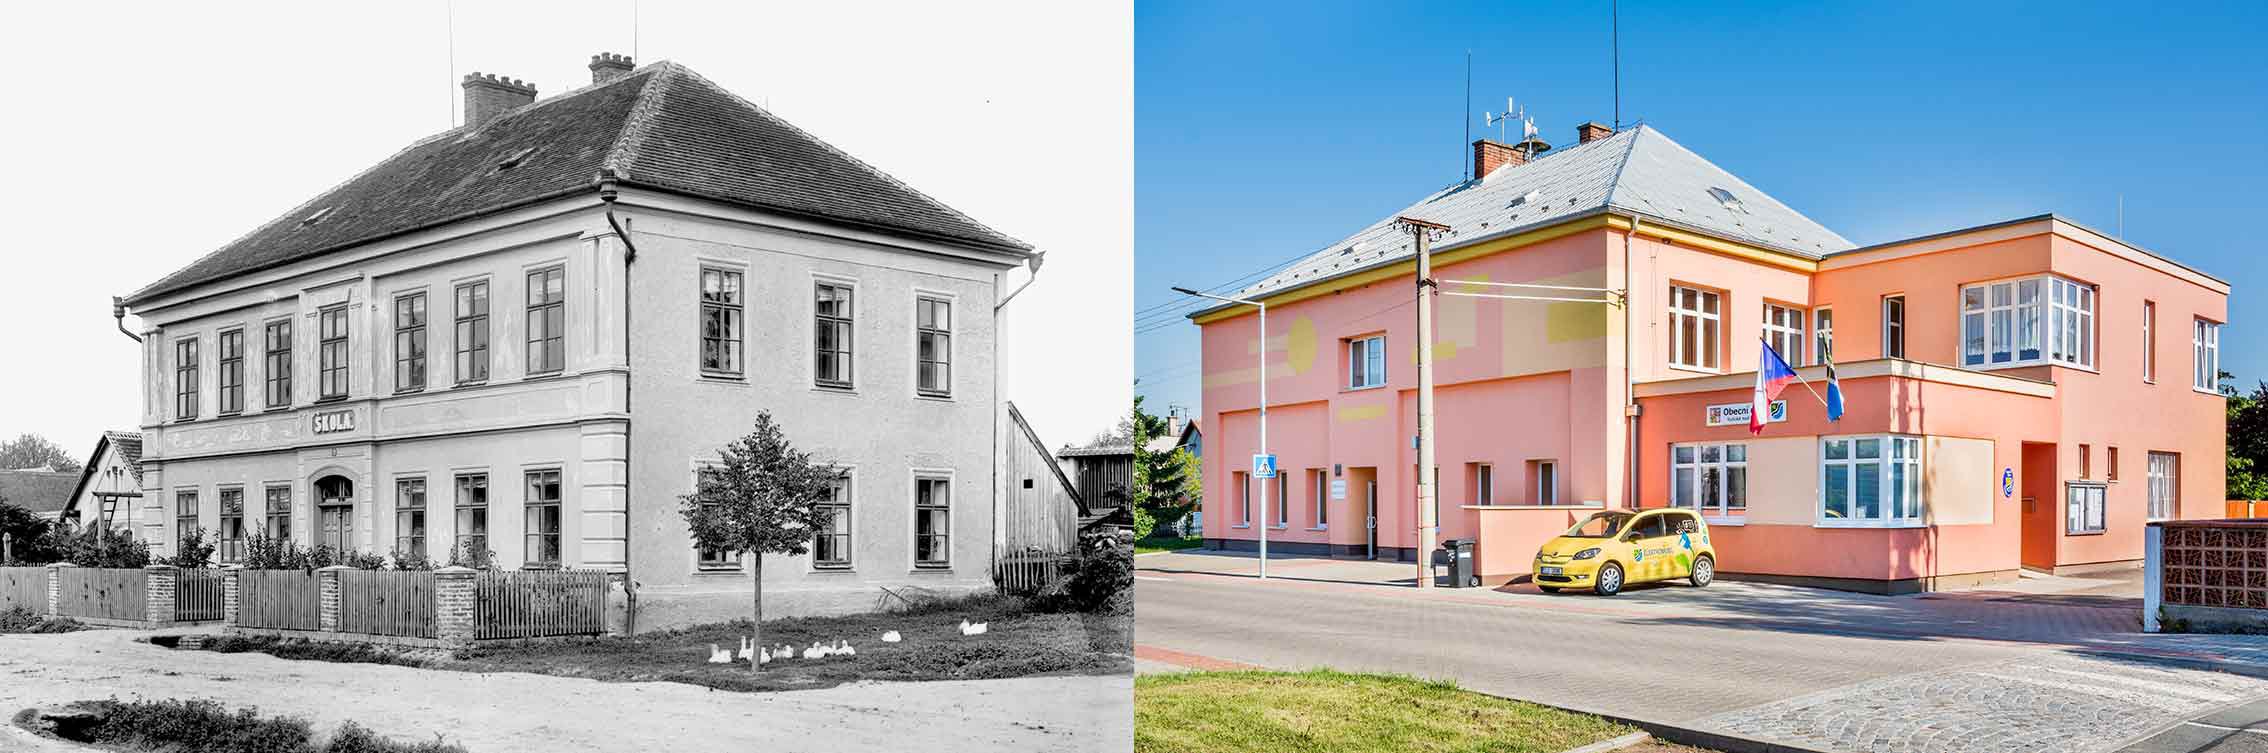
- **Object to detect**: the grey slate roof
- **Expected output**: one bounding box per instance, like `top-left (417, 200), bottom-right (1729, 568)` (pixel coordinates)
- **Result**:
top-left (127, 61), bottom-right (1030, 305)
top-left (1204, 126), bottom-right (1853, 310)
top-left (0, 470), bottom-right (79, 515)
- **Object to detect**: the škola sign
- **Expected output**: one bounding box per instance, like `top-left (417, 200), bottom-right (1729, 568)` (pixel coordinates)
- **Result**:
top-left (311, 409), bottom-right (357, 434)
top-left (1706, 400), bottom-right (1786, 427)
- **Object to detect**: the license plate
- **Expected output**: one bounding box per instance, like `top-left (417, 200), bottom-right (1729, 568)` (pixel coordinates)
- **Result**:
top-left (1541, 567), bottom-right (1563, 576)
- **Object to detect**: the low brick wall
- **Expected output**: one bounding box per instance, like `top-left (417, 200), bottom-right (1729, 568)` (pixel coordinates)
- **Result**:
top-left (2147, 520), bottom-right (2268, 633)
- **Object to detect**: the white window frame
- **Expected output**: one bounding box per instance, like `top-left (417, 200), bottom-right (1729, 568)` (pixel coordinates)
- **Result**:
top-left (1814, 307), bottom-right (1834, 359)
top-left (1881, 295), bottom-right (1905, 360)
top-left (2146, 452), bottom-right (2178, 522)
top-left (1817, 435), bottom-right (1924, 528)
top-left (1234, 472), bottom-right (1251, 527)
top-left (1670, 443), bottom-right (1745, 522)
top-left (2194, 318), bottom-right (2221, 393)
top-left (1347, 335), bottom-right (1386, 389)
top-left (1963, 276), bottom-right (2094, 371)
top-left (1532, 461), bottom-right (1556, 506)
top-left (1309, 469), bottom-right (1328, 530)
top-left (1667, 285), bottom-right (1722, 372)
top-left (1762, 302), bottom-right (1806, 366)
top-left (1472, 463), bottom-right (1493, 506)
top-left (1272, 473), bottom-right (1288, 530)
top-left (2141, 301), bottom-right (2155, 384)
top-left (2066, 481), bottom-right (2107, 535)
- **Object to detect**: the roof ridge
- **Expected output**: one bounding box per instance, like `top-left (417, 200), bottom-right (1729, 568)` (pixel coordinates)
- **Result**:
top-left (1598, 125), bottom-right (1644, 212)
top-left (648, 65), bottom-right (1033, 252)
top-left (601, 62), bottom-right (680, 179)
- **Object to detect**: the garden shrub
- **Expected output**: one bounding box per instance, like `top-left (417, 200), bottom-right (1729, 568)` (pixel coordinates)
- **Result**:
top-left (1041, 530), bottom-right (1133, 613)
top-left (0, 606), bottom-right (86, 633)
top-left (62, 698), bottom-right (463, 753)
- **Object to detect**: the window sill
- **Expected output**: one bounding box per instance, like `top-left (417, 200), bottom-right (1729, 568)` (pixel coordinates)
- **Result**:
top-left (2195, 386), bottom-right (2224, 396)
top-left (2066, 529), bottom-right (2107, 537)
top-left (1231, 523), bottom-right (1251, 529)
top-left (217, 410), bottom-right (243, 419)
top-left (1704, 515), bottom-right (1746, 527)
top-left (314, 396), bottom-right (348, 405)
top-left (455, 379), bottom-right (489, 388)
top-left (916, 392), bottom-right (955, 402)
top-left (264, 405), bottom-right (293, 413)
top-left (1461, 503), bottom-right (1603, 510)
top-left (811, 565), bottom-right (855, 574)
top-left (522, 562), bottom-right (562, 570)
top-left (910, 566), bottom-right (952, 574)
top-left (699, 372), bottom-right (747, 383)
top-left (1305, 526), bottom-right (1328, 532)
top-left (1813, 520), bottom-right (1928, 530)
top-left (1342, 383), bottom-right (1388, 393)
top-left (1666, 364), bottom-right (1722, 376)
top-left (813, 385), bottom-right (859, 396)
top-left (522, 372), bottom-right (567, 383)
top-left (1269, 524), bottom-right (1288, 530)
top-left (394, 387), bottom-right (425, 396)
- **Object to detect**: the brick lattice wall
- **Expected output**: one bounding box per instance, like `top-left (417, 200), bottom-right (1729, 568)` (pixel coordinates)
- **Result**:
top-left (2163, 523), bottom-right (2268, 609)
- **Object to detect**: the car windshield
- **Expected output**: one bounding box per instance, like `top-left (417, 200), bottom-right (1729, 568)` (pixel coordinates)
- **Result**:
top-left (1564, 511), bottom-right (1634, 538)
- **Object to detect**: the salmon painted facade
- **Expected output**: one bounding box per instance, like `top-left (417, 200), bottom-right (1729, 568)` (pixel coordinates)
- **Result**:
top-left (1190, 124), bottom-right (2229, 593)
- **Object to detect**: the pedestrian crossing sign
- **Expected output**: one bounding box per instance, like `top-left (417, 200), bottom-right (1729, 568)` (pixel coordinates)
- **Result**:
top-left (1253, 454), bottom-right (1277, 479)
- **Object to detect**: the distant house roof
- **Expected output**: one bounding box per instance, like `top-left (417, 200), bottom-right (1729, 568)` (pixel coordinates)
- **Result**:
top-left (1059, 445), bottom-right (1134, 459)
top-left (1193, 125), bottom-right (1852, 315)
top-left (0, 470), bottom-right (80, 516)
top-left (126, 61), bottom-right (1030, 306)
top-left (63, 431), bottom-right (143, 520)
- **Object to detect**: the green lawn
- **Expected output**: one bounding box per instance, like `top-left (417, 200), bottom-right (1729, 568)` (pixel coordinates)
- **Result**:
top-left (1136, 670), bottom-right (1676, 753)
top-left (1134, 536), bottom-right (1204, 554)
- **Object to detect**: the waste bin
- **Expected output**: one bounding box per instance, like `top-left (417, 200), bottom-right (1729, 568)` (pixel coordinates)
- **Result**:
top-left (1433, 539), bottom-right (1479, 588)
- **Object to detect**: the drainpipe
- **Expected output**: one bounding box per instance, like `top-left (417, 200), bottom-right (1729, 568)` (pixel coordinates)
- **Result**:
top-left (112, 297), bottom-right (142, 342)
top-left (600, 178), bottom-right (640, 634)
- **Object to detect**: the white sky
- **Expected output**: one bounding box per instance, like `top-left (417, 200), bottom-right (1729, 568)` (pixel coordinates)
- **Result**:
top-left (0, 0), bottom-right (1131, 460)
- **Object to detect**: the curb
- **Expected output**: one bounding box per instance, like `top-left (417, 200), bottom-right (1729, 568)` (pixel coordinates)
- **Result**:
top-left (1560, 731), bottom-right (1652, 753)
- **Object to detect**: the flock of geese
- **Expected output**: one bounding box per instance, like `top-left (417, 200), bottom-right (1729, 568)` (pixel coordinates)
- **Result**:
top-left (705, 620), bottom-right (987, 665)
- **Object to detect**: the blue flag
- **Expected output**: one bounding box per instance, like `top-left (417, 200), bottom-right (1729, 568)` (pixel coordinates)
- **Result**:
top-left (1820, 333), bottom-right (1845, 421)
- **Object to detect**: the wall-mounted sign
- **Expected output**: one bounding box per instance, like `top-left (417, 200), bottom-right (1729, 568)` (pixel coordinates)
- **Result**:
top-left (311, 410), bottom-right (357, 434)
top-left (1330, 479), bottom-right (1348, 500)
top-left (2002, 468), bottom-right (2015, 498)
top-left (1705, 400), bottom-right (1785, 427)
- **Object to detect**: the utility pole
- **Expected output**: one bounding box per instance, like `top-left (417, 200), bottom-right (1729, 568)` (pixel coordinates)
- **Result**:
top-left (1170, 286), bottom-right (1272, 579)
top-left (1397, 216), bottom-right (1449, 589)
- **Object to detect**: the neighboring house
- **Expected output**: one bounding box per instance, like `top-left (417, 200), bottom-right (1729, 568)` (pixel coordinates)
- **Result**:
top-left (1143, 408), bottom-right (1203, 536)
top-left (119, 53), bottom-right (1041, 622)
top-left (62, 431), bottom-right (145, 533)
top-left (1000, 402), bottom-right (1086, 587)
top-left (0, 469), bottom-right (80, 524)
top-left (1059, 445), bottom-right (1134, 518)
top-left (1189, 123), bottom-right (2227, 593)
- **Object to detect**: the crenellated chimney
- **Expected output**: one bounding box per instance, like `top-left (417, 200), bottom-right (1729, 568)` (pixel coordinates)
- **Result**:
top-left (461, 72), bottom-right (537, 128)
top-left (1577, 121), bottom-right (1615, 144)
top-left (589, 52), bottom-right (634, 85)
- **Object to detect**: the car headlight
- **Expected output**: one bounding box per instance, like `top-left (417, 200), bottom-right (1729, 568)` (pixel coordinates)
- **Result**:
top-left (1573, 548), bottom-right (1601, 560)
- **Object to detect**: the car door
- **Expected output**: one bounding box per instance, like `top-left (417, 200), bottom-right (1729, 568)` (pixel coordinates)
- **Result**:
top-left (1623, 514), bottom-right (1669, 582)
top-left (1661, 511), bottom-right (1701, 578)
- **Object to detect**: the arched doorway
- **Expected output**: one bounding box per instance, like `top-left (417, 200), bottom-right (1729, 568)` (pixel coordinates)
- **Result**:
top-left (315, 475), bottom-right (355, 552)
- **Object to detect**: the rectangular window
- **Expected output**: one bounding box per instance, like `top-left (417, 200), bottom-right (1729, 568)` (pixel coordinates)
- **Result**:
top-left (1820, 435), bottom-right (1923, 526)
top-left (914, 477), bottom-right (951, 568)
top-left (318, 305), bottom-right (349, 399)
top-left (2195, 319), bottom-right (2221, 393)
top-left (2147, 452), bottom-right (2178, 521)
top-left (2066, 482), bottom-right (2106, 535)
top-left (1534, 461), bottom-right (1557, 506)
top-left (217, 488), bottom-right (244, 563)
top-left (394, 292), bottom-right (427, 392)
top-left (814, 282), bottom-right (854, 387)
top-left (1471, 463), bottom-right (1493, 506)
top-left (264, 485), bottom-right (292, 542)
top-left (1668, 285), bottom-right (1721, 370)
top-left (2107, 447), bottom-right (2119, 482)
top-left (1815, 307), bottom-right (1834, 357)
top-left (526, 267), bottom-right (565, 375)
top-left (2142, 301), bottom-right (2156, 383)
top-left (813, 474), bottom-right (851, 568)
top-left (394, 478), bottom-right (427, 558)
top-left (689, 467), bottom-right (741, 569)
top-left (174, 338), bottom-right (199, 420)
top-left (1671, 444), bottom-right (1746, 517)
top-left (700, 268), bottom-right (746, 376)
top-left (264, 320), bottom-right (293, 408)
top-left (453, 474), bottom-right (488, 558)
top-left (1235, 472), bottom-right (1250, 525)
top-left (524, 469), bottom-right (562, 566)
top-left (217, 329), bottom-right (244, 415)
top-left (454, 281), bottom-right (491, 383)
top-left (1762, 303), bottom-right (1806, 366)
top-left (1348, 335), bottom-right (1386, 389)
top-left (1963, 278), bottom-right (2087, 368)
top-left (175, 490), bottom-right (198, 551)
top-left (916, 296), bottom-right (952, 396)
top-left (1311, 469), bottom-right (1329, 526)
top-left (1275, 473), bottom-right (1288, 528)
top-left (1881, 296), bottom-right (1905, 359)
top-left (2079, 444), bottom-right (2091, 479)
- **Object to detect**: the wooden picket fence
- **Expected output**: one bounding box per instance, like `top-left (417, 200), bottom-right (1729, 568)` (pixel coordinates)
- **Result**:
top-left (337, 570), bottom-right (438, 638)
top-left (237, 569), bottom-right (323, 631)
top-left (475, 570), bottom-right (607, 639)
top-left (53, 568), bottom-right (146, 622)
top-left (0, 567), bottom-right (45, 612)
top-left (175, 569), bottom-right (224, 622)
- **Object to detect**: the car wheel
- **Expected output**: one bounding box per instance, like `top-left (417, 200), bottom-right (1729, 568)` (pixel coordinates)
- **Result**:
top-left (1594, 563), bottom-right (1624, 597)
top-left (1539, 585), bottom-right (1561, 593)
top-left (1690, 555), bottom-right (1715, 588)
top-left (1468, 575), bottom-right (1481, 588)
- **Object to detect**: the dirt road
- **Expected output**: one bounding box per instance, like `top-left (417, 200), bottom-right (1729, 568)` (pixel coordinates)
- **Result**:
top-left (0, 629), bottom-right (1130, 752)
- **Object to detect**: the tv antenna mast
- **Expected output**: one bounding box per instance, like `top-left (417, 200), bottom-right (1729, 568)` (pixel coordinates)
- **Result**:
top-left (1486, 97), bottom-right (1523, 144)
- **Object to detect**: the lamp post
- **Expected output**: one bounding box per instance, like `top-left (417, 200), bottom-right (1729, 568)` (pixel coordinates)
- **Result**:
top-left (1171, 286), bottom-right (1270, 579)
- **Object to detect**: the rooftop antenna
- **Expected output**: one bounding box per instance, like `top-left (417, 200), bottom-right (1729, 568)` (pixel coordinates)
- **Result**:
top-left (632, 0), bottom-right (641, 62)
top-left (2117, 194), bottom-right (2124, 239)
top-left (445, 0), bottom-right (457, 127)
top-left (1612, 0), bottom-right (1621, 130)
top-left (1487, 97), bottom-right (1521, 144)
top-left (1463, 51), bottom-right (1472, 180)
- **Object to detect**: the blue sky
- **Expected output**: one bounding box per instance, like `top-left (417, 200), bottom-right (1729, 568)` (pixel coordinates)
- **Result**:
top-left (1134, 0), bottom-right (2268, 416)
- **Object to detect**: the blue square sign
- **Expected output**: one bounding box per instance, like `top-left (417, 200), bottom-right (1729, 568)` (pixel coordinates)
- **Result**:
top-left (1252, 453), bottom-right (1278, 479)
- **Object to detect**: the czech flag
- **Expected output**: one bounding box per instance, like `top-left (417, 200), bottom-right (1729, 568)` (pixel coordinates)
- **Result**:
top-left (1752, 339), bottom-right (1798, 434)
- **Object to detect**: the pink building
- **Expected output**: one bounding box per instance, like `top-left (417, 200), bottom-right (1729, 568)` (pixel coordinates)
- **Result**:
top-left (1190, 124), bottom-right (2228, 593)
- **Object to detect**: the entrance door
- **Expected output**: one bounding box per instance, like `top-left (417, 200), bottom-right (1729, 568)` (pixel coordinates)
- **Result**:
top-left (1365, 480), bottom-right (1379, 559)
top-left (315, 475), bottom-right (354, 551)
top-left (2018, 442), bottom-right (2055, 571)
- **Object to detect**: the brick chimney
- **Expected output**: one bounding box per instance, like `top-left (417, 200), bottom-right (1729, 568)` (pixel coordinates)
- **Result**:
top-left (589, 52), bottom-right (634, 85)
top-left (1473, 137), bottom-right (1553, 179)
top-left (1577, 121), bottom-right (1615, 144)
top-left (461, 73), bottom-right (537, 128)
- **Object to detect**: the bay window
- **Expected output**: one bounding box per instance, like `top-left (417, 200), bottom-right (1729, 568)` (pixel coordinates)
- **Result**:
top-left (1961, 277), bottom-right (2090, 369)
top-left (1819, 435), bottom-right (1922, 526)
top-left (1672, 443), bottom-right (1746, 518)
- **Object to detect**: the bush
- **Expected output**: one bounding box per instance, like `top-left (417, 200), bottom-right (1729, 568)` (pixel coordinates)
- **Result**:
top-left (239, 536), bottom-right (389, 571)
top-left (1042, 530), bottom-right (1132, 613)
top-left (1132, 505), bottom-right (1156, 541)
top-left (164, 528), bottom-right (217, 569)
top-left (38, 525), bottom-right (153, 568)
top-left (58, 698), bottom-right (464, 753)
top-left (0, 606), bottom-right (86, 633)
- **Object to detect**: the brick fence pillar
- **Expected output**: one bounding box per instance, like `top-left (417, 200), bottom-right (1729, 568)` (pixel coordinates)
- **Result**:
top-left (144, 565), bottom-right (177, 625)
top-left (221, 565), bottom-right (244, 627)
top-left (434, 566), bottom-right (477, 648)
top-left (317, 565), bottom-right (350, 633)
top-left (44, 562), bottom-right (72, 617)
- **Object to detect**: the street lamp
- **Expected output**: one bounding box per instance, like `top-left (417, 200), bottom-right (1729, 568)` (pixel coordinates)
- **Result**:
top-left (1170, 285), bottom-right (1271, 580)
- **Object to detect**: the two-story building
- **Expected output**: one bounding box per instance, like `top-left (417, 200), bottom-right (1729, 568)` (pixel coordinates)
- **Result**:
top-left (1190, 124), bottom-right (2227, 593)
top-left (121, 53), bottom-right (1041, 622)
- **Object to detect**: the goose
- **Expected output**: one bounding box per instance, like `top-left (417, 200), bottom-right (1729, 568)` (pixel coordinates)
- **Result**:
top-left (757, 647), bottom-right (774, 665)
top-left (737, 637), bottom-right (753, 661)
top-left (706, 644), bottom-right (732, 664)
top-left (880, 630), bottom-right (902, 643)
top-left (959, 620), bottom-right (989, 636)
top-left (837, 640), bottom-right (856, 657)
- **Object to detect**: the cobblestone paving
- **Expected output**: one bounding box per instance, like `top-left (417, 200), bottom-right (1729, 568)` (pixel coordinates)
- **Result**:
top-left (1698, 654), bottom-right (2268, 753)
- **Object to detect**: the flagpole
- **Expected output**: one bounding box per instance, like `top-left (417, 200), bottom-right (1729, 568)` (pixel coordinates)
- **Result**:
top-left (1760, 337), bottom-right (1830, 408)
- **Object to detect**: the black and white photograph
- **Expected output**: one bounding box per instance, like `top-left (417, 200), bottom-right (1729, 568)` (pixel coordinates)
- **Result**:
top-left (0, 2), bottom-right (1130, 751)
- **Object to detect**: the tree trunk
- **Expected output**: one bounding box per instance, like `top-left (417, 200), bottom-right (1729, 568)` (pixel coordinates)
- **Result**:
top-left (748, 551), bottom-right (763, 672)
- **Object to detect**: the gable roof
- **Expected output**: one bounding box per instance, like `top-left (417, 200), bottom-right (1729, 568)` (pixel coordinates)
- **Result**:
top-left (126, 61), bottom-right (1030, 306)
top-left (0, 470), bottom-right (79, 515)
top-left (1196, 125), bottom-right (1852, 312)
top-left (64, 431), bottom-right (143, 519)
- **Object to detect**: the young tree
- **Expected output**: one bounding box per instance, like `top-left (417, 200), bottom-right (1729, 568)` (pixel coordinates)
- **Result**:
top-left (1131, 397), bottom-right (1200, 539)
top-left (0, 433), bottom-right (82, 473)
top-left (679, 412), bottom-right (843, 671)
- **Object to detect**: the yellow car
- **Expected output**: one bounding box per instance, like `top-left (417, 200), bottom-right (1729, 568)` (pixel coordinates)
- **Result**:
top-left (1532, 508), bottom-right (1715, 596)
